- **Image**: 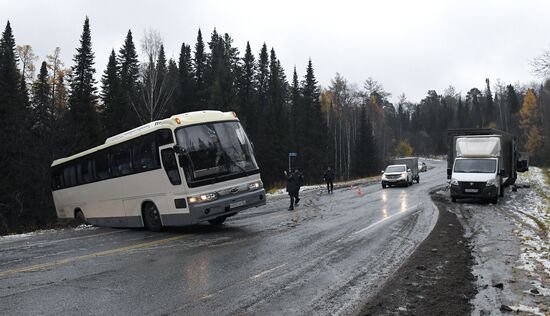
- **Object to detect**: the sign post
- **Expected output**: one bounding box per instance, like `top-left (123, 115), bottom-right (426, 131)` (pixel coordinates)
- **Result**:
top-left (288, 152), bottom-right (298, 172)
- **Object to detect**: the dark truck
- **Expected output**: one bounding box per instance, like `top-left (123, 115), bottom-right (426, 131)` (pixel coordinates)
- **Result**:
top-left (393, 157), bottom-right (420, 183)
top-left (447, 128), bottom-right (528, 203)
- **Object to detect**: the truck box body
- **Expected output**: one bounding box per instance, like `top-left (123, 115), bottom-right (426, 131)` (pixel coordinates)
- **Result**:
top-left (393, 157), bottom-right (419, 182)
top-left (447, 128), bottom-right (516, 185)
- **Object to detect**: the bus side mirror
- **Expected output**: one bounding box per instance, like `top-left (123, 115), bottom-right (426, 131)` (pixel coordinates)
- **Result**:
top-left (447, 168), bottom-right (452, 179)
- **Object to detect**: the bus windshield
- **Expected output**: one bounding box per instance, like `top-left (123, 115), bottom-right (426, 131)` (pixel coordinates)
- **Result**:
top-left (454, 159), bottom-right (496, 173)
top-left (175, 121), bottom-right (258, 186)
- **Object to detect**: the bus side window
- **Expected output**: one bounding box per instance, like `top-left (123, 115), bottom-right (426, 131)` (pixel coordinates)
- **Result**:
top-left (161, 148), bottom-right (182, 185)
top-left (63, 165), bottom-right (77, 187)
top-left (133, 135), bottom-right (159, 172)
top-left (77, 159), bottom-right (94, 184)
top-left (94, 152), bottom-right (111, 180)
top-left (112, 144), bottom-right (133, 177)
top-left (157, 129), bottom-right (173, 146)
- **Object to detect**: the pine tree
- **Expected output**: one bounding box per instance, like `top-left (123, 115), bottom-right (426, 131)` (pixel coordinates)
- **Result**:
top-left (165, 58), bottom-right (179, 116)
top-left (32, 61), bottom-right (52, 130)
top-left (253, 43), bottom-right (270, 179)
top-left (193, 29), bottom-right (207, 108)
top-left (236, 42), bottom-right (256, 130)
top-left (117, 30), bottom-right (140, 129)
top-left (300, 59), bottom-right (326, 180)
top-left (67, 17), bottom-right (100, 152)
top-left (259, 48), bottom-right (289, 185)
top-left (177, 42), bottom-right (194, 113)
top-left (100, 50), bottom-right (124, 136)
top-left (30, 61), bottom-right (57, 223)
top-left (256, 43), bottom-right (269, 115)
top-left (290, 66), bottom-right (300, 151)
top-left (0, 21), bottom-right (33, 233)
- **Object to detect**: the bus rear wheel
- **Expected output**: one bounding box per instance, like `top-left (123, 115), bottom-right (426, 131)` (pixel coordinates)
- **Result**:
top-left (143, 203), bottom-right (162, 232)
top-left (208, 216), bottom-right (227, 226)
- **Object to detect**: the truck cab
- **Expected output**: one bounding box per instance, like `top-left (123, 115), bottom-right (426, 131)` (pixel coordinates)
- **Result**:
top-left (450, 157), bottom-right (501, 204)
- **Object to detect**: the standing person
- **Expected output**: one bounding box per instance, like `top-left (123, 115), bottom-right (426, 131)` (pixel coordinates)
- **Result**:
top-left (293, 168), bottom-right (304, 204)
top-left (324, 167), bottom-right (335, 194)
top-left (285, 169), bottom-right (300, 211)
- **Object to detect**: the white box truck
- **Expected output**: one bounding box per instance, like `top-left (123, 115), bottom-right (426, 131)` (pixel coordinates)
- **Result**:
top-left (447, 128), bottom-right (528, 204)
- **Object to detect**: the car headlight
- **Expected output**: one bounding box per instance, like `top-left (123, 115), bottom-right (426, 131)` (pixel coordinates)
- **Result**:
top-left (486, 178), bottom-right (496, 186)
top-left (401, 172), bottom-right (407, 178)
top-left (248, 180), bottom-right (263, 191)
top-left (188, 192), bottom-right (218, 204)
top-left (450, 178), bottom-right (459, 185)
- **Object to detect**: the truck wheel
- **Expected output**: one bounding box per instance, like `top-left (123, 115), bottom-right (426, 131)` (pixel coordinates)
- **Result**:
top-left (491, 196), bottom-right (498, 204)
top-left (382, 183), bottom-right (386, 189)
top-left (143, 203), bottom-right (162, 232)
top-left (451, 197), bottom-right (457, 203)
top-left (499, 185), bottom-right (504, 197)
top-left (405, 181), bottom-right (409, 187)
top-left (209, 216), bottom-right (227, 225)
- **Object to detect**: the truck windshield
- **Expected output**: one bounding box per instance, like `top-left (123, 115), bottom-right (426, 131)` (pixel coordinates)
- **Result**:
top-left (454, 159), bottom-right (496, 173)
top-left (175, 121), bottom-right (258, 186)
top-left (385, 165), bottom-right (406, 173)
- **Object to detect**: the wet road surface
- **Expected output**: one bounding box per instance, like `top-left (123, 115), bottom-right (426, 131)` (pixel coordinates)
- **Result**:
top-left (0, 161), bottom-right (446, 315)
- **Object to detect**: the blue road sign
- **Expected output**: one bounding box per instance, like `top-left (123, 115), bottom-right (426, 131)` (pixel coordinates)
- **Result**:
top-left (288, 152), bottom-right (298, 157)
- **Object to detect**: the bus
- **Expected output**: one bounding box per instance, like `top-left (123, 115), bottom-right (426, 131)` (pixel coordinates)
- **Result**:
top-left (51, 111), bottom-right (266, 231)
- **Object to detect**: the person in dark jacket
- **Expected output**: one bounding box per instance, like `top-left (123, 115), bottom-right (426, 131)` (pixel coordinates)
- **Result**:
top-left (285, 169), bottom-right (302, 211)
top-left (294, 169), bottom-right (304, 200)
top-left (324, 167), bottom-right (335, 194)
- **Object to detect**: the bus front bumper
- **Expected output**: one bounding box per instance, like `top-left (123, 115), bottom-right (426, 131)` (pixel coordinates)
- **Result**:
top-left (161, 189), bottom-right (266, 226)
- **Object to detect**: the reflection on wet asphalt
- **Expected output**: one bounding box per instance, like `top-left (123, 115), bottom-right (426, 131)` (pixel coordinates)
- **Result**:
top-left (0, 161), bottom-right (447, 316)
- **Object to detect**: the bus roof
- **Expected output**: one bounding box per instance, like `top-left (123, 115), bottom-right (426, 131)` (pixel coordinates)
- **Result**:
top-left (51, 110), bottom-right (238, 167)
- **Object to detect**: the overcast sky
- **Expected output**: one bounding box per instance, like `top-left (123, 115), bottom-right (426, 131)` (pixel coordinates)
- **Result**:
top-left (2, 0), bottom-right (550, 103)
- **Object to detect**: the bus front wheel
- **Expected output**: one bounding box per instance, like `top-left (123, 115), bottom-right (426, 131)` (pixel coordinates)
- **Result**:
top-left (75, 209), bottom-right (87, 225)
top-left (143, 203), bottom-right (162, 232)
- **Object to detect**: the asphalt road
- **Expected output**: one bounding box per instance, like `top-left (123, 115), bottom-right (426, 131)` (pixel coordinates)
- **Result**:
top-left (0, 160), bottom-right (447, 315)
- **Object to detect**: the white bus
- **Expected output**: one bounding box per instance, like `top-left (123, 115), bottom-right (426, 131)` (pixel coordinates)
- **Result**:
top-left (51, 111), bottom-right (266, 231)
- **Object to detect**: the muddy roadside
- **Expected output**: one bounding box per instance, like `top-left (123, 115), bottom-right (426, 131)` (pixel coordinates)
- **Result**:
top-left (361, 191), bottom-right (477, 315)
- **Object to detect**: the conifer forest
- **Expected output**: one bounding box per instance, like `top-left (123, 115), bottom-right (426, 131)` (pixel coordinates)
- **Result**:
top-left (1, 17), bottom-right (550, 234)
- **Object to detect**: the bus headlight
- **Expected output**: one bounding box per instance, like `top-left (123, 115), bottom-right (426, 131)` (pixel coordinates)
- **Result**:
top-left (188, 193), bottom-right (218, 204)
top-left (248, 180), bottom-right (263, 191)
top-left (450, 178), bottom-right (459, 186)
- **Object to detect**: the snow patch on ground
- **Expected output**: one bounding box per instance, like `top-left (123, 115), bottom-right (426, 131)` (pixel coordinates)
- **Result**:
top-left (510, 167), bottom-right (550, 306)
top-left (0, 224), bottom-right (98, 241)
top-left (74, 224), bottom-right (97, 231)
top-left (0, 229), bottom-right (57, 241)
